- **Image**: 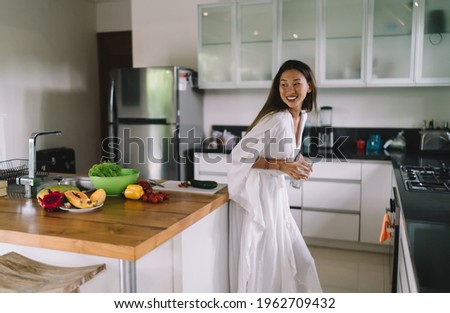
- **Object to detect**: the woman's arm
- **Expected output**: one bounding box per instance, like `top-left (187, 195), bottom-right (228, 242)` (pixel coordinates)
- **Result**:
top-left (252, 156), bottom-right (312, 180)
top-left (252, 157), bottom-right (280, 170)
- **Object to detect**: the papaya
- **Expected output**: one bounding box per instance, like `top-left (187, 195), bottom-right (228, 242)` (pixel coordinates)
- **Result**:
top-left (90, 188), bottom-right (106, 206)
top-left (37, 185), bottom-right (79, 207)
top-left (64, 190), bottom-right (93, 209)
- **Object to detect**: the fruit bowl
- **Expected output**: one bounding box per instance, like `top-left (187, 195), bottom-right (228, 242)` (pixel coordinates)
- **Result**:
top-left (89, 169), bottom-right (140, 196)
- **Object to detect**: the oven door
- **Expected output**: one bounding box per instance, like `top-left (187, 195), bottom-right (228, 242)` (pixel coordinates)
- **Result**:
top-left (389, 187), bottom-right (401, 293)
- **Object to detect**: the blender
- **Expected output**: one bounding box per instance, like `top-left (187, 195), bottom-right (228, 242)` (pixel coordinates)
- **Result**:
top-left (318, 106), bottom-right (333, 150)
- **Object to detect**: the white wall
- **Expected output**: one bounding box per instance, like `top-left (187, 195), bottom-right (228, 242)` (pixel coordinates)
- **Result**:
top-left (132, 0), bottom-right (224, 69)
top-left (0, 0), bottom-right (101, 173)
top-left (96, 0), bottom-right (131, 32)
top-left (129, 0), bottom-right (450, 136)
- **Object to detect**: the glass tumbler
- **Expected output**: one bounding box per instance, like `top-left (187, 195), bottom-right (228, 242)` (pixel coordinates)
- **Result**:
top-left (289, 154), bottom-right (312, 189)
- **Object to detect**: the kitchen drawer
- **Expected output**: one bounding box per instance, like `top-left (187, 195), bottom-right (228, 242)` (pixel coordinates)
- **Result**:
top-left (302, 210), bottom-right (359, 241)
top-left (194, 153), bottom-right (229, 173)
top-left (194, 153), bottom-right (230, 183)
top-left (309, 162), bottom-right (361, 180)
top-left (302, 181), bottom-right (361, 212)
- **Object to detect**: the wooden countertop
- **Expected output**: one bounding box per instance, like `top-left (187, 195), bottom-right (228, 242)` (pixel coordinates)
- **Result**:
top-left (0, 187), bottom-right (228, 261)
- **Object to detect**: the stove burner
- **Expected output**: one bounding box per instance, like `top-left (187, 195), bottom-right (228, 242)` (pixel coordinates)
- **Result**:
top-left (401, 165), bottom-right (450, 193)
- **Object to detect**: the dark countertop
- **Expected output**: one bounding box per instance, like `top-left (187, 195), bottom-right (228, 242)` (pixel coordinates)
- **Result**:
top-left (390, 153), bottom-right (450, 293)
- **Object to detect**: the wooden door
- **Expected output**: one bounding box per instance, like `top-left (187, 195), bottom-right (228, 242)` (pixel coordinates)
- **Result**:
top-left (96, 31), bottom-right (132, 159)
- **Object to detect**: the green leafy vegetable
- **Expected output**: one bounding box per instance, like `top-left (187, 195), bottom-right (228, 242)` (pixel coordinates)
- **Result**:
top-left (88, 161), bottom-right (122, 177)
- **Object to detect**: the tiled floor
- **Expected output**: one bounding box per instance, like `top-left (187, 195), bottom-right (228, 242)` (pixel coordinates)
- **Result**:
top-left (309, 246), bottom-right (392, 293)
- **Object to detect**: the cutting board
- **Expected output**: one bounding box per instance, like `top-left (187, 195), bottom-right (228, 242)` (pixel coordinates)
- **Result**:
top-left (153, 180), bottom-right (226, 195)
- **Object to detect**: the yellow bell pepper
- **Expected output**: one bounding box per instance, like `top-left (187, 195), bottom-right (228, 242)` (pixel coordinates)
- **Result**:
top-left (124, 184), bottom-right (144, 200)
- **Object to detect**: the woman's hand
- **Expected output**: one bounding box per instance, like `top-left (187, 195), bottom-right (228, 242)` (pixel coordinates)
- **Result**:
top-left (279, 155), bottom-right (313, 180)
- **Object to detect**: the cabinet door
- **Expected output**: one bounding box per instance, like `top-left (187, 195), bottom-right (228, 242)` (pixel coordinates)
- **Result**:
top-left (303, 162), bottom-right (361, 212)
top-left (238, 0), bottom-right (275, 86)
top-left (280, 0), bottom-right (317, 71)
top-left (320, 0), bottom-right (367, 85)
top-left (174, 202), bottom-right (229, 292)
top-left (360, 163), bottom-right (393, 244)
top-left (302, 210), bottom-right (360, 241)
top-left (303, 181), bottom-right (361, 212)
top-left (198, 4), bottom-right (235, 88)
top-left (416, 0), bottom-right (450, 84)
top-left (368, 0), bottom-right (415, 84)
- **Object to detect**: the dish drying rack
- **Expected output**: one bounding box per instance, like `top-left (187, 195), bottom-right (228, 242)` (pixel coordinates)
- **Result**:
top-left (0, 159), bottom-right (49, 184)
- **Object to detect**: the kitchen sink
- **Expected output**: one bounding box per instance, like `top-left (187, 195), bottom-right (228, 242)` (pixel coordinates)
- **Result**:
top-left (7, 176), bottom-right (94, 198)
top-left (58, 176), bottom-right (94, 191)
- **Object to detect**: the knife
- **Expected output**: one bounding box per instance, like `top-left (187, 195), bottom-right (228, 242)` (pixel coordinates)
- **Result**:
top-left (148, 179), bottom-right (165, 188)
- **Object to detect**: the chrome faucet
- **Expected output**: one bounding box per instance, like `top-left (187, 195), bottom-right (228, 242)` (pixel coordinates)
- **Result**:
top-left (17, 130), bottom-right (62, 198)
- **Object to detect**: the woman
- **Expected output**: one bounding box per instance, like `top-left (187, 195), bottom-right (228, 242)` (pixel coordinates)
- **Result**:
top-left (228, 60), bottom-right (322, 293)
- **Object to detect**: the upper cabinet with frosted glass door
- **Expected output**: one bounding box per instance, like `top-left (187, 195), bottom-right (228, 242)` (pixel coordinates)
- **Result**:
top-left (198, 4), bottom-right (235, 88)
top-left (318, 0), bottom-right (367, 87)
top-left (416, 0), bottom-right (450, 85)
top-left (367, 0), bottom-right (416, 86)
top-left (279, 0), bottom-right (317, 73)
top-left (198, 0), bottom-right (449, 88)
top-left (238, 0), bottom-right (276, 87)
top-left (198, 1), bottom-right (276, 89)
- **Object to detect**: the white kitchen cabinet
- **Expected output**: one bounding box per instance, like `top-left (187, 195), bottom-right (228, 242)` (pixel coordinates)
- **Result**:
top-left (319, 0), bottom-right (367, 86)
top-left (416, 0), bottom-right (450, 85)
top-left (279, 0), bottom-right (317, 72)
top-left (198, 0), bottom-right (450, 88)
top-left (301, 161), bottom-right (362, 241)
top-left (302, 210), bottom-right (360, 241)
top-left (303, 181), bottom-right (361, 212)
top-left (238, 0), bottom-right (276, 86)
top-left (198, 4), bottom-right (235, 88)
top-left (367, 0), bottom-right (415, 85)
top-left (193, 152), bottom-right (230, 184)
top-left (198, 0), bottom-right (276, 89)
top-left (174, 202), bottom-right (229, 292)
top-left (360, 162), bottom-right (393, 244)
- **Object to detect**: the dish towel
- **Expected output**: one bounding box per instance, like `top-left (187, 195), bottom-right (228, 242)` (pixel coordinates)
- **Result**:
top-left (379, 213), bottom-right (392, 244)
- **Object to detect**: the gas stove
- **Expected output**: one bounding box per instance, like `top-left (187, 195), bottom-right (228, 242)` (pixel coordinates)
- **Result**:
top-left (400, 165), bottom-right (450, 193)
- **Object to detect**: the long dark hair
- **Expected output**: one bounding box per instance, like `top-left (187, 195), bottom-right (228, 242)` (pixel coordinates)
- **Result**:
top-left (247, 60), bottom-right (317, 132)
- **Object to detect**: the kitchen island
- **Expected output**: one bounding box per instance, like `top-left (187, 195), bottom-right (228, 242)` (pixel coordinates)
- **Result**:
top-left (0, 185), bottom-right (229, 292)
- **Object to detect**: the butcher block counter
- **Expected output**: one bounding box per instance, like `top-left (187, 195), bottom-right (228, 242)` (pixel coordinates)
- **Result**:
top-left (0, 185), bottom-right (229, 292)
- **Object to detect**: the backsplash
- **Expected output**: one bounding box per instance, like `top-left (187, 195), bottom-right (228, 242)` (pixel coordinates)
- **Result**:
top-left (202, 87), bottom-right (450, 136)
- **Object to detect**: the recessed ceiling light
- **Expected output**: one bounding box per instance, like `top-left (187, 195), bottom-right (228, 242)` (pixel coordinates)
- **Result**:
top-left (203, 11), bottom-right (209, 17)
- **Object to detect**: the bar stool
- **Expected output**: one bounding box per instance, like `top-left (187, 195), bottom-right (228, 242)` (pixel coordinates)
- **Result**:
top-left (0, 252), bottom-right (106, 293)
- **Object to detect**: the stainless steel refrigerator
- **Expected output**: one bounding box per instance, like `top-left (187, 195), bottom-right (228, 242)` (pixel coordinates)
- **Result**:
top-left (108, 66), bottom-right (203, 180)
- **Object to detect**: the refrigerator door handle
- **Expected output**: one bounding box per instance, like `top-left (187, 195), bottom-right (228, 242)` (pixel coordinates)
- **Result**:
top-left (117, 118), bottom-right (168, 125)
